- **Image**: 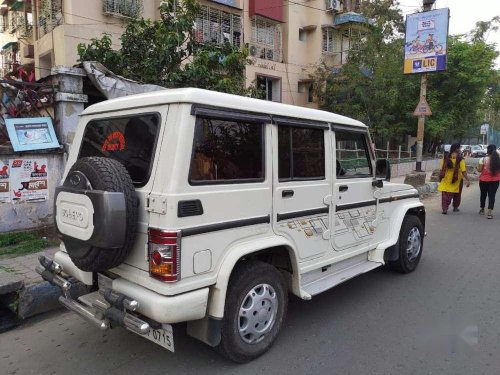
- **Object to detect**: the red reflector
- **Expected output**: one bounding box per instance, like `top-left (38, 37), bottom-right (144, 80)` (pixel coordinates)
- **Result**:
top-left (151, 251), bottom-right (163, 266)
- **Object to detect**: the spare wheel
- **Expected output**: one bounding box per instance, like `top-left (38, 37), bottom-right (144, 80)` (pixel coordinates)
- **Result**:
top-left (55, 157), bottom-right (138, 272)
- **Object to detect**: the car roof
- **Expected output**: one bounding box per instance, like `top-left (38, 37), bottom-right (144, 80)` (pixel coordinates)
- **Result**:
top-left (82, 88), bottom-right (367, 129)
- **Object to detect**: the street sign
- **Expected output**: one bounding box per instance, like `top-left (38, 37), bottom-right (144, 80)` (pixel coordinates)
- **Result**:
top-left (413, 97), bottom-right (432, 116)
top-left (480, 124), bottom-right (489, 135)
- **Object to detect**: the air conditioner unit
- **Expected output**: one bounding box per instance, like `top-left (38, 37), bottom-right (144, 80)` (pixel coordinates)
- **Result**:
top-left (326, 0), bottom-right (342, 12)
top-left (249, 44), bottom-right (263, 59)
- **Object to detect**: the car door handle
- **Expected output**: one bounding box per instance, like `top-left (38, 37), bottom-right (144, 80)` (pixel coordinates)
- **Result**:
top-left (282, 190), bottom-right (294, 198)
top-left (339, 185), bottom-right (349, 192)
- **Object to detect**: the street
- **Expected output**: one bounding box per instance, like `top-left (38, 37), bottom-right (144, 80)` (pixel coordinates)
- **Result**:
top-left (1, 184), bottom-right (499, 375)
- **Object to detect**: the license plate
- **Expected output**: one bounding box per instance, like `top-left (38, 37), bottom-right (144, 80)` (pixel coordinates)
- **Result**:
top-left (142, 324), bottom-right (174, 352)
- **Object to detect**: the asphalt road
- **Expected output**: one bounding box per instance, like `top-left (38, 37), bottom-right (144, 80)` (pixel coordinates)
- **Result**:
top-left (2, 184), bottom-right (500, 375)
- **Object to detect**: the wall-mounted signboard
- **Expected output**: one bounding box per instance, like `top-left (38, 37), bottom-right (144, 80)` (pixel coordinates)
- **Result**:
top-left (5, 117), bottom-right (60, 152)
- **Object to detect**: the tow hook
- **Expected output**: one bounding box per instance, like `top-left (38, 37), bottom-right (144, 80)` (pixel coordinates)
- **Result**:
top-left (36, 256), bottom-right (72, 294)
top-left (36, 256), bottom-right (150, 335)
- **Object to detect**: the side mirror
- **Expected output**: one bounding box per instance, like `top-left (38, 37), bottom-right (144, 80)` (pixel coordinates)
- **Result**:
top-left (375, 159), bottom-right (391, 181)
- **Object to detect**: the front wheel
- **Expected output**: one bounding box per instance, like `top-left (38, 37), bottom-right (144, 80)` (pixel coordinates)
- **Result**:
top-left (389, 215), bottom-right (424, 273)
top-left (216, 261), bottom-right (288, 363)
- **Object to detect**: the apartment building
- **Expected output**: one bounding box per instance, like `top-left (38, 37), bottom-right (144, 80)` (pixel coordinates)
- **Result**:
top-left (0, 0), bottom-right (34, 78)
top-left (0, 0), bottom-right (371, 107)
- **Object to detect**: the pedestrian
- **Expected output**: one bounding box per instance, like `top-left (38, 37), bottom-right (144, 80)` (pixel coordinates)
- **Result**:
top-left (477, 144), bottom-right (500, 219)
top-left (438, 143), bottom-right (471, 214)
top-left (411, 141), bottom-right (417, 157)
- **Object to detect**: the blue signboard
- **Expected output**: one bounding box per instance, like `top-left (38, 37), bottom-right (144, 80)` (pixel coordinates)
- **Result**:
top-left (404, 8), bottom-right (449, 74)
top-left (5, 117), bottom-right (60, 152)
top-left (209, 0), bottom-right (238, 8)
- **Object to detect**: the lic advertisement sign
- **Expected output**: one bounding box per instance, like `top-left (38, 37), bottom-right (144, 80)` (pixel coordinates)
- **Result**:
top-left (404, 8), bottom-right (449, 74)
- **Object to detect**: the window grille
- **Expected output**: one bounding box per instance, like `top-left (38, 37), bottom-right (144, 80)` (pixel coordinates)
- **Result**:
top-left (102, 0), bottom-right (143, 19)
top-left (322, 28), bottom-right (334, 53)
top-left (11, 12), bottom-right (33, 38)
top-left (195, 5), bottom-right (242, 47)
top-left (39, 0), bottom-right (63, 38)
top-left (250, 16), bottom-right (282, 62)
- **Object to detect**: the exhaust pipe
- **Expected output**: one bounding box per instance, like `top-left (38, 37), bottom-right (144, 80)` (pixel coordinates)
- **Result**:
top-left (59, 296), bottom-right (109, 330)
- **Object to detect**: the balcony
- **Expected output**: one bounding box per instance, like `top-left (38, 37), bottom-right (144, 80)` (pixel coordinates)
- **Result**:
top-left (38, 0), bottom-right (63, 38)
top-left (249, 16), bottom-right (282, 63)
top-left (10, 12), bottom-right (32, 38)
top-left (103, 0), bottom-right (143, 19)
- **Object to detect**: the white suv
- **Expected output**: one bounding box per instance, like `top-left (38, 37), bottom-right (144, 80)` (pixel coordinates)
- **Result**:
top-left (40, 88), bottom-right (425, 363)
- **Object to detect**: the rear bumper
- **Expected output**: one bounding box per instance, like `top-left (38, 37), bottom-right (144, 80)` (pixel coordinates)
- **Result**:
top-left (112, 277), bottom-right (209, 324)
top-left (52, 251), bottom-right (209, 324)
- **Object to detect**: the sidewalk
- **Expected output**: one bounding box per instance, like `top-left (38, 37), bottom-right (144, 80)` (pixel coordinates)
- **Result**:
top-left (0, 246), bottom-right (83, 329)
top-left (0, 247), bottom-right (59, 294)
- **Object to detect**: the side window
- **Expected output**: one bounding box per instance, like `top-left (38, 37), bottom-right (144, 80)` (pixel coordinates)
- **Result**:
top-left (278, 126), bottom-right (325, 180)
top-left (189, 117), bottom-right (264, 184)
top-left (335, 130), bottom-right (372, 178)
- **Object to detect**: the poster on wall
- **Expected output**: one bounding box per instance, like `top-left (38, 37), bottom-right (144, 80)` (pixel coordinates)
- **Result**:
top-left (404, 8), bottom-right (450, 74)
top-left (9, 158), bottom-right (49, 202)
top-left (0, 160), bottom-right (10, 203)
top-left (5, 117), bottom-right (60, 152)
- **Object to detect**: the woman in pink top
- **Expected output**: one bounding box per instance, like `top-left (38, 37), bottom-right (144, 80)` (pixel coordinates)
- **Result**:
top-left (477, 144), bottom-right (500, 219)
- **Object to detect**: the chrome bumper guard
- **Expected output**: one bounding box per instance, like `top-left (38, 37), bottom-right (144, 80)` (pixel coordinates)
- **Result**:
top-left (37, 255), bottom-right (150, 335)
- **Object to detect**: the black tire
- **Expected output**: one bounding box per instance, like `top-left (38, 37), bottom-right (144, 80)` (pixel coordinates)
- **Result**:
top-left (389, 215), bottom-right (424, 273)
top-left (63, 157), bottom-right (138, 272)
top-left (216, 261), bottom-right (288, 363)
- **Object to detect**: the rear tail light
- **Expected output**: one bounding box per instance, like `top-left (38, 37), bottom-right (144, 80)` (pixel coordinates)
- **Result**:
top-left (148, 229), bottom-right (181, 282)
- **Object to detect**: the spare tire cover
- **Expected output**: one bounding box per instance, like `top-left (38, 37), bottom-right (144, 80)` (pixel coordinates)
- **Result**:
top-left (58, 157), bottom-right (138, 272)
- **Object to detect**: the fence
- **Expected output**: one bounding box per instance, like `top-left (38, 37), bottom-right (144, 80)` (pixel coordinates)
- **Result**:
top-left (375, 142), bottom-right (416, 164)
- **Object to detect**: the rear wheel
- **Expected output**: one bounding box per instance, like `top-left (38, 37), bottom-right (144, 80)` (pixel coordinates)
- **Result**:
top-left (216, 261), bottom-right (287, 363)
top-left (389, 215), bottom-right (424, 273)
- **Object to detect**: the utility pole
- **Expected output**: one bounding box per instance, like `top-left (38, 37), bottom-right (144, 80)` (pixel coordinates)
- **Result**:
top-left (415, 0), bottom-right (435, 172)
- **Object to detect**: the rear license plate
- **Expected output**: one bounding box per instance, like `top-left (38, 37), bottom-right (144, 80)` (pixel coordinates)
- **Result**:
top-left (142, 324), bottom-right (174, 352)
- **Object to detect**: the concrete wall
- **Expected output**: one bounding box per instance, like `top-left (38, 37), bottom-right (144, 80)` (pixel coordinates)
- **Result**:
top-left (0, 67), bottom-right (86, 233)
top-left (0, 153), bottom-right (64, 233)
top-left (391, 159), bottom-right (441, 178)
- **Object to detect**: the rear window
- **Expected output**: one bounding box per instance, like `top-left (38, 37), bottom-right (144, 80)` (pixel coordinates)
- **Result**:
top-left (79, 113), bottom-right (160, 186)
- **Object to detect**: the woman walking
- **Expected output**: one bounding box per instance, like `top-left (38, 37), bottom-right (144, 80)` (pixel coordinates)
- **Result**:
top-left (438, 143), bottom-right (471, 214)
top-left (477, 144), bottom-right (500, 219)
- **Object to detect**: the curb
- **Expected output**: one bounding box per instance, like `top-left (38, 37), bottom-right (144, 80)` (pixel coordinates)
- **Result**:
top-left (18, 280), bottom-right (89, 319)
top-left (0, 277), bottom-right (88, 324)
top-left (416, 182), bottom-right (439, 196)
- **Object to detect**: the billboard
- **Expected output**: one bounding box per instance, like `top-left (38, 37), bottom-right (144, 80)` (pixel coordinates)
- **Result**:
top-left (404, 8), bottom-right (450, 74)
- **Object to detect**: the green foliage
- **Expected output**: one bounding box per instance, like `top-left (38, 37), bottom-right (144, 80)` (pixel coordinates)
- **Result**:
top-left (426, 36), bottom-right (498, 140)
top-left (0, 230), bottom-right (58, 259)
top-left (77, 34), bottom-right (122, 72)
top-left (311, 1), bottom-right (499, 144)
top-left (77, 0), bottom-right (251, 95)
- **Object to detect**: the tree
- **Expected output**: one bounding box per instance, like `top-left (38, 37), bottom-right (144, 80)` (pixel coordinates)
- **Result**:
top-left (311, 1), bottom-right (499, 146)
top-left (311, 1), bottom-right (421, 143)
top-left (77, 0), bottom-right (251, 95)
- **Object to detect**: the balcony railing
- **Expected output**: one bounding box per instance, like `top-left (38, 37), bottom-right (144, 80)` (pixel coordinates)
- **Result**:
top-left (103, 0), bottom-right (143, 19)
top-left (10, 13), bottom-right (33, 38)
top-left (38, 0), bottom-right (63, 38)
